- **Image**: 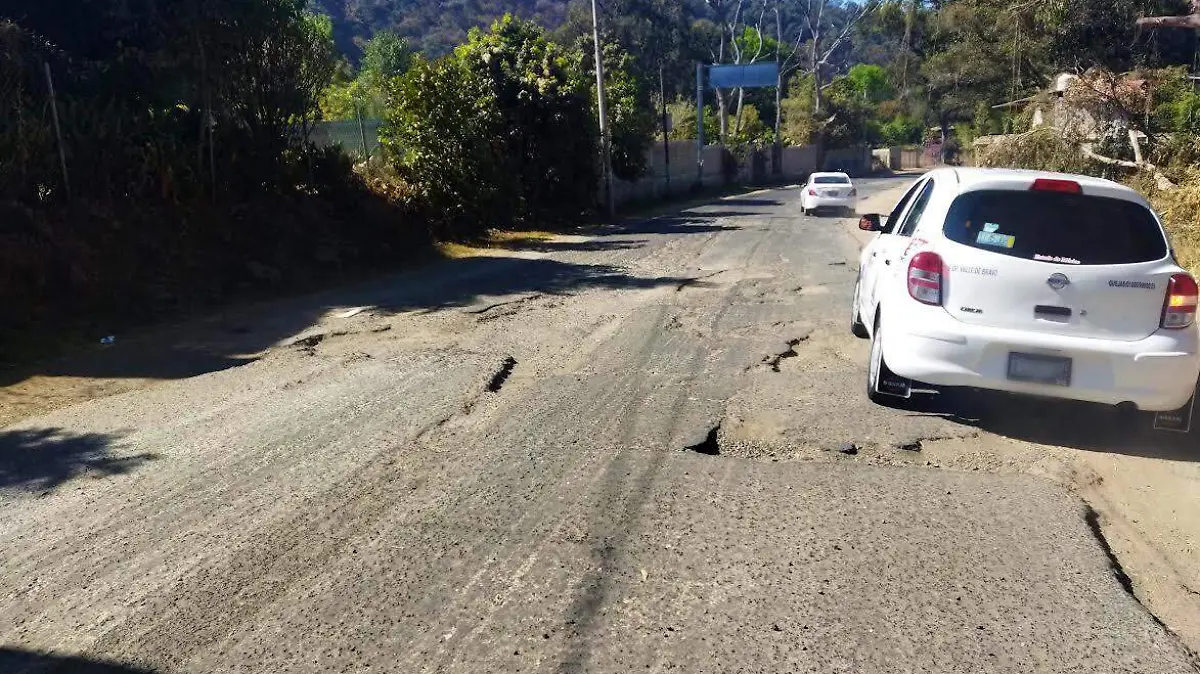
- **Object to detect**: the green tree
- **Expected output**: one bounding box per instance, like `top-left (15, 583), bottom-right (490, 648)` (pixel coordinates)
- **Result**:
top-left (572, 38), bottom-right (656, 181)
top-left (382, 15), bottom-right (598, 235)
top-left (846, 64), bottom-right (893, 103)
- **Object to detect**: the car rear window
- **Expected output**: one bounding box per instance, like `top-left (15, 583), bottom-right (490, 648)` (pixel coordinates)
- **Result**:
top-left (943, 190), bottom-right (1167, 265)
top-left (813, 176), bottom-right (850, 184)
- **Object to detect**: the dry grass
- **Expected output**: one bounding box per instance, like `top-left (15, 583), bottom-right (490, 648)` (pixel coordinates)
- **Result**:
top-left (436, 229), bottom-right (558, 258)
top-left (1127, 169), bottom-right (1200, 274)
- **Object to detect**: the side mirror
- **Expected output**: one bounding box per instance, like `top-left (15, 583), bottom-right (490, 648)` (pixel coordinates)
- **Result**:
top-left (858, 214), bottom-right (882, 232)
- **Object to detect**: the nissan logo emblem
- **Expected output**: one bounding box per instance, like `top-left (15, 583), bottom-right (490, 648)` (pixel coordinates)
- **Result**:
top-left (1047, 273), bottom-right (1070, 290)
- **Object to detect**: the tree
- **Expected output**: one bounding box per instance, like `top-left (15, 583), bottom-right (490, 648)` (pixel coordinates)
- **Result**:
top-left (381, 15), bottom-right (598, 235)
top-left (572, 38), bottom-right (657, 181)
top-left (320, 30), bottom-right (412, 119)
top-left (360, 31), bottom-right (413, 89)
top-left (846, 63), bottom-right (892, 102)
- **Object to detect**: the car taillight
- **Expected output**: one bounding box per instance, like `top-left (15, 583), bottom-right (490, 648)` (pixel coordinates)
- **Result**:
top-left (1030, 178), bottom-right (1082, 194)
top-left (849, 187), bottom-right (857, 196)
top-left (1162, 273), bottom-right (1198, 329)
top-left (907, 251), bottom-right (944, 306)
top-left (808, 188), bottom-right (817, 196)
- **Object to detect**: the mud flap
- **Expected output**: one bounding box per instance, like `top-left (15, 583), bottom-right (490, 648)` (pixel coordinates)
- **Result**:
top-left (1153, 394), bottom-right (1195, 433)
top-left (877, 373), bottom-right (912, 399)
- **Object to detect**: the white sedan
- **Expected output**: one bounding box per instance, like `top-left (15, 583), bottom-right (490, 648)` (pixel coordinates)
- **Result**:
top-left (801, 172), bottom-right (857, 216)
top-left (851, 167), bottom-right (1200, 429)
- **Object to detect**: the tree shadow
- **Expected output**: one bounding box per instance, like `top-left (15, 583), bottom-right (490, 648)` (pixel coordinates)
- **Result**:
top-left (0, 648), bottom-right (156, 674)
top-left (1, 256), bottom-right (699, 388)
top-left (592, 215), bottom-right (744, 236)
top-left (488, 237), bottom-right (650, 254)
top-left (0, 428), bottom-right (154, 493)
top-left (906, 389), bottom-right (1200, 462)
top-left (365, 257), bottom-right (700, 314)
top-left (710, 197), bottom-right (782, 207)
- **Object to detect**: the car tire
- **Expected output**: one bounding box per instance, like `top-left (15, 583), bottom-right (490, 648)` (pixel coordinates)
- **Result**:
top-left (867, 314), bottom-right (906, 406)
top-left (850, 280), bottom-right (869, 339)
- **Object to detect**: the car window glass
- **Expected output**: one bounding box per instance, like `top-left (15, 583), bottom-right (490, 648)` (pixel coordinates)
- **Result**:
top-left (896, 180), bottom-right (935, 237)
top-left (881, 179), bottom-right (925, 234)
top-left (943, 190), bottom-right (1167, 264)
top-left (813, 176), bottom-right (850, 184)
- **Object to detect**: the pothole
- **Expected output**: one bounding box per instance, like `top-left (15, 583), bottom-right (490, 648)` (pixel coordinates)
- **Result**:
top-left (686, 425), bottom-right (722, 456)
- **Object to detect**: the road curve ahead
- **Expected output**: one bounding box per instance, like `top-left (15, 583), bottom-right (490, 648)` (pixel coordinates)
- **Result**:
top-left (1, 178), bottom-right (1198, 674)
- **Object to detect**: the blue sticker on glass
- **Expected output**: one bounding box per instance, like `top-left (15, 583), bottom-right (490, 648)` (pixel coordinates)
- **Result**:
top-left (976, 231), bottom-right (1016, 248)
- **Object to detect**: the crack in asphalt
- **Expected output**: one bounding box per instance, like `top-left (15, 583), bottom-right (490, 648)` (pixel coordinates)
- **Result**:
top-left (674, 270), bottom-right (725, 292)
top-left (467, 294), bottom-right (543, 316)
top-left (1083, 506), bottom-right (1200, 670)
top-left (761, 337), bottom-right (808, 372)
top-left (486, 356), bottom-right (518, 393)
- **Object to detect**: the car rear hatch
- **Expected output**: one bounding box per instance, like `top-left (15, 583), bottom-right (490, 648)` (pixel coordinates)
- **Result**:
top-left (812, 176), bottom-right (852, 198)
top-left (938, 181), bottom-right (1174, 342)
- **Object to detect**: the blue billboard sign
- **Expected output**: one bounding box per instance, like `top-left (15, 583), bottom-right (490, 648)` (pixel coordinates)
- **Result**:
top-left (708, 63), bottom-right (779, 89)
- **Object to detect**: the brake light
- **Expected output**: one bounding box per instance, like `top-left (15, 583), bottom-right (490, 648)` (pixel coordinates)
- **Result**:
top-left (808, 188), bottom-right (817, 196)
top-left (907, 251), bottom-right (944, 305)
top-left (1030, 178), bottom-right (1081, 194)
top-left (1162, 273), bottom-right (1198, 329)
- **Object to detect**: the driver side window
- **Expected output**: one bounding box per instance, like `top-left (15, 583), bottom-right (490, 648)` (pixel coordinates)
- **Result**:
top-left (895, 179), bottom-right (935, 237)
top-left (881, 179), bottom-right (925, 235)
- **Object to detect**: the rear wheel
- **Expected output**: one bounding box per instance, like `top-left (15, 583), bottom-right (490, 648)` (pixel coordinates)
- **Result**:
top-left (867, 314), bottom-right (909, 405)
top-left (850, 280), bottom-right (869, 339)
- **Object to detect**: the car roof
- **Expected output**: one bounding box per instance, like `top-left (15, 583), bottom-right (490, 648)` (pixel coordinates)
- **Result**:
top-left (922, 167), bottom-right (1145, 204)
top-left (810, 172), bottom-right (851, 179)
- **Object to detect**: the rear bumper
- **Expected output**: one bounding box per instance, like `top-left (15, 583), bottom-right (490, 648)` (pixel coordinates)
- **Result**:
top-left (803, 195), bottom-right (856, 209)
top-left (883, 307), bottom-right (1200, 411)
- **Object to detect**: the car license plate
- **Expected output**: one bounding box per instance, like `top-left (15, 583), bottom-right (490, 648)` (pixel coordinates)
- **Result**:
top-left (822, 189), bottom-right (839, 196)
top-left (1007, 352), bottom-right (1071, 386)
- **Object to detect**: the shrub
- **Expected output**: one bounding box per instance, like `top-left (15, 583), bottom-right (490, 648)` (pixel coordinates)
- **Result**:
top-left (381, 16), bottom-right (598, 238)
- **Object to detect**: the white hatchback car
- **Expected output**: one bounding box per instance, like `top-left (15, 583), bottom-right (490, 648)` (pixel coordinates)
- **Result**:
top-left (852, 167), bottom-right (1200, 424)
top-left (801, 172), bottom-right (857, 216)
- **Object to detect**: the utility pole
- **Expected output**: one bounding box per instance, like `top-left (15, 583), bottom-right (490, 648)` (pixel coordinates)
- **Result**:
top-left (590, 0), bottom-right (615, 220)
top-left (660, 64), bottom-right (671, 195)
top-left (696, 62), bottom-right (705, 187)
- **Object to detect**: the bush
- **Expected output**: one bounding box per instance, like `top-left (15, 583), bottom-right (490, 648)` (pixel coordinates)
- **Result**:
top-left (381, 16), bottom-right (598, 238)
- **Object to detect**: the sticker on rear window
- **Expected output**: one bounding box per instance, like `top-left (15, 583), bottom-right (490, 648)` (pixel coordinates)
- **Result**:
top-left (1033, 254), bottom-right (1081, 264)
top-left (976, 230), bottom-right (1015, 249)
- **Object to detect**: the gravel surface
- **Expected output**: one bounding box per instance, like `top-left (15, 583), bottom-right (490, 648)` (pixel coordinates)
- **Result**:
top-left (2, 179), bottom-right (1198, 673)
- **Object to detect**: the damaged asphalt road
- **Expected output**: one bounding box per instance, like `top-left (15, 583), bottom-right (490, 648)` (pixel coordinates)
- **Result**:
top-left (2, 180), bottom-right (1199, 673)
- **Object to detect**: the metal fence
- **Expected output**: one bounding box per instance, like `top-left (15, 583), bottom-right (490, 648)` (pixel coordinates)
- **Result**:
top-left (309, 118), bottom-right (383, 160)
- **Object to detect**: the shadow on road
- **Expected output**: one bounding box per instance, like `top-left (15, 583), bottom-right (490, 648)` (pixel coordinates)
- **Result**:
top-left (0, 428), bottom-right (154, 493)
top-left (709, 197), bottom-right (782, 207)
top-left (594, 215), bottom-right (744, 236)
top-left (907, 390), bottom-right (1200, 462)
top-left (0, 648), bottom-right (155, 674)
top-left (2, 253), bottom-right (704, 390)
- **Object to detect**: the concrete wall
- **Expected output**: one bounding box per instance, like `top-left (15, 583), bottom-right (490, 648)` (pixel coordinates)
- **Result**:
top-left (609, 142), bottom-right (872, 206)
top-left (872, 145), bottom-right (938, 171)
